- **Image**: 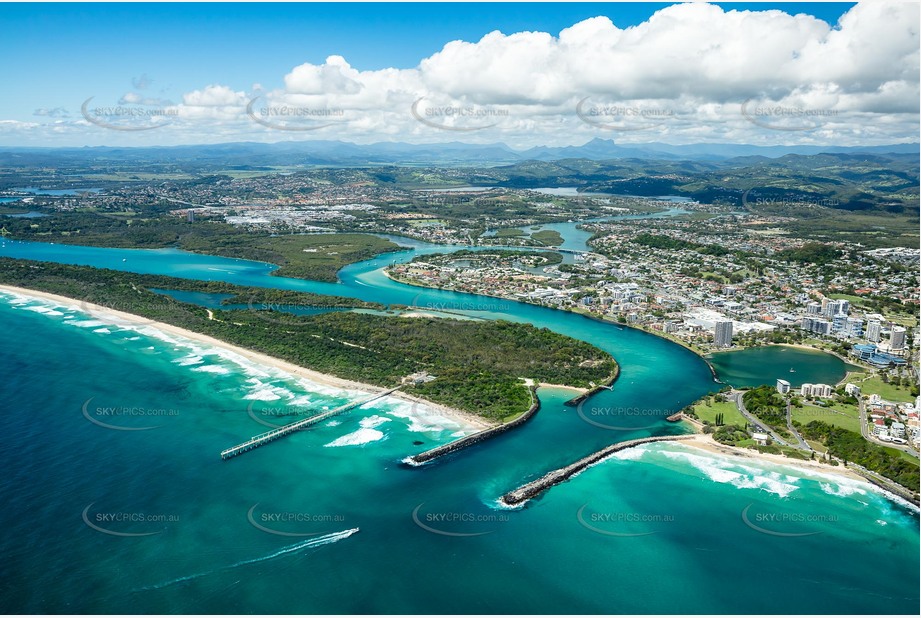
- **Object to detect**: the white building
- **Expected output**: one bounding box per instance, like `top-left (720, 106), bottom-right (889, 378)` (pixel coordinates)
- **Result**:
top-left (822, 299), bottom-right (849, 318)
top-left (873, 420), bottom-right (890, 439)
top-left (844, 383), bottom-right (861, 397)
top-left (890, 326), bottom-right (907, 351)
top-left (866, 320), bottom-right (882, 343)
top-left (800, 383), bottom-right (834, 398)
top-left (776, 379), bottom-right (791, 395)
top-left (714, 320), bottom-right (733, 347)
top-left (802, 316), bottom-right (832, 335)
top-left (844, 317), bottom-right (864, 338)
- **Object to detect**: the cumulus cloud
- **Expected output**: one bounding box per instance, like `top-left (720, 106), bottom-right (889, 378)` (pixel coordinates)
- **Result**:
top-left (6, 2), bottom-right (918, 146)
top-left (182, 84), bottom-right (248, 107)
top-left (252, 2), bottom-right (918, 145)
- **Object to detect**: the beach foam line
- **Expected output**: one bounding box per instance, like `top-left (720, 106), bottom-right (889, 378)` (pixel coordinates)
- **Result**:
top-left (325, 427), bottom-right (386, 447)
top-left (134, 528), bottom-right (359, 591)
top-left (654, 441), bottom-right (920, 510)
top-left (1, 284), bottom-right (485, 434)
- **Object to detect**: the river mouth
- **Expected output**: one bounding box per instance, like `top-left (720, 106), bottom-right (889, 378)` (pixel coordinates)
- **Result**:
top-left (0, 215), bottom-right (917, 614)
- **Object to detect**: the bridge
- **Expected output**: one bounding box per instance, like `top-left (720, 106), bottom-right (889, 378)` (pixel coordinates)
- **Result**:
top-left (220, 386), bottom-right (402, 460)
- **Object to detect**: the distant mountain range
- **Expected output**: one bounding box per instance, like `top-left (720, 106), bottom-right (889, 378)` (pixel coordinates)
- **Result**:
top-left (0, 138), bottom-right (917, 167)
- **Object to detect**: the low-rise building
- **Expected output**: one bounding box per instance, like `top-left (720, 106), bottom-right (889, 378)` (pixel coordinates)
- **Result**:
top-left (800, 383), bottom-right (834, 398)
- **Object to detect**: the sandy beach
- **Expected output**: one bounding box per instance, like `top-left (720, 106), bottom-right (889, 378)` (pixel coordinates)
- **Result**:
top-left (537, 382), bottom-right (586, 393)
top-left (0, 284), bottom-right (493, 431)
top-left (679, 432), bottom-right (867, 482)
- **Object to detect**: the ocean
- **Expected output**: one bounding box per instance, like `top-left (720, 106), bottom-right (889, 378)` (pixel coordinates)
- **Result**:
top-left (0, 288), bottom-right (917, 614)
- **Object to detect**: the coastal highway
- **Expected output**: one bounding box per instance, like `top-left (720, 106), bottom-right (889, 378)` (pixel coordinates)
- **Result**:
top-left (730, 389), bottom-right (793, 448)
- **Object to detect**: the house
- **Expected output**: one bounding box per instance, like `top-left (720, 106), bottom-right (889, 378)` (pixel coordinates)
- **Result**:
top-left (402, 371), bottom-right (436, 386)
top-left (872, 419), bottom-right (890, 440)
top-left (752, 432), bottom-right (770, 446)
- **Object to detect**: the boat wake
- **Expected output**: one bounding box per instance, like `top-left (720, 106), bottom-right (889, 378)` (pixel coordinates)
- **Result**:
top-left (134, 528), bottom-right (359, 591)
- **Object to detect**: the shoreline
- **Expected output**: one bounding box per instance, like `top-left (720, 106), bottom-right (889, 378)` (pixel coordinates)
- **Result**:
top-left (0, 283), bottom-right (492, 432)
top-left (537, 382), bottom-right (585, 393)
top-left (678, 433), bottom-right (867, 483)
top-left (387, 270), bottom-right (722, 381)
top-left (387, 270), bottom-right (881, 391)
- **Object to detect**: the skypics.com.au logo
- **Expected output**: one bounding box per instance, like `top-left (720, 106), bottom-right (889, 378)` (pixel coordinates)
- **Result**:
top-left (576, 97), bottom-right (676, 131)
top-left (81, 97), bottom-right (177, 132)
top-left (411, 97), bottom-right (509, 132)
top-left (411, 503), bottom-right (509, 537)
top-left (576, 400), bottom-right (666, 431)
top-left (82, 503), bottom-right (178, 537)
top-left (82, 398), bottom-right (179, 431)
top-left (740, 98), bottom-right (838, 132)
top-left (246, 95), bottom-right (346, 132)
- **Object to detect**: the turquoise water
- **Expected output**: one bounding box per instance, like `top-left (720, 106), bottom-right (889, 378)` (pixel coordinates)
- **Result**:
top-left (2, 211), bottom-right (49, 218)
top-left (9, 187), bottom-right (103, 195)
top-left (708, 345), bottom-right (860, 388)
top-left (0, 232), bottom-right (918, 614)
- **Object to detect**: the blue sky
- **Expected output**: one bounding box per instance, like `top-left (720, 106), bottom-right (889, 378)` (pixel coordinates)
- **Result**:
top-left (2, 2), bottom-right (915, 148)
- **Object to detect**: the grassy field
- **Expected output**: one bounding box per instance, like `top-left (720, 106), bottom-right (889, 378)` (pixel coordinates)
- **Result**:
top-left (692, 397), bottom-right (747, 427)
top-left (887, 313), bottom-right (920, 327)
top-left (828, 293), bottom-right (866, 304)
top-left (495, 228), bottom-right (526, 237)
top-left (856, 376), bottom-right (916, 403)
top-left (793, 402), bottom-right (861, 433)
top-left (887, 447), bottom-right (920, 464)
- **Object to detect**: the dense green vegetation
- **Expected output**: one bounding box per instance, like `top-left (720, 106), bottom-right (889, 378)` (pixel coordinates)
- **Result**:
top-left (0, 258), bottom-right (615, 420)
top-left (774, 242), bottom-right (842, 265)
top-left (742, 385), bottom-right (787, 428)
top-left (712, 424), bottom-right (751, 446)
top-left (413, 249), bottom-right (564, 266)
top-left (530, 229), bottom-right (564, 246)
top-left (494, 228), bottom-right (526, 237)
top-left (797, 421), bottom-right (920, 491)
top-left (1, 211), bottom-right (402, 282)
top-left (632, 233), bottom-right (731, 256)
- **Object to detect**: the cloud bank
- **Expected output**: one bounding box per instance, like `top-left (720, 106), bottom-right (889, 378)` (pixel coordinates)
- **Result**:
top-left (6, 2), bottom-right (919, 147)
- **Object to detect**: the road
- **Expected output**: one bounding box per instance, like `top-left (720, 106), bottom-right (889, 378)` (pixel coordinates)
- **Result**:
top-left (784, 401), bottom-right (812, 451)
top-left (730, 390), bottom-right (794, 448)
top-left (858, 399), bottom-right (919, 458)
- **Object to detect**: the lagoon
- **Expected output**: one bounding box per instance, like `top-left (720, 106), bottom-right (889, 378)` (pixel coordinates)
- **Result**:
top-left (707, 345), bottom-right (861, 389)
